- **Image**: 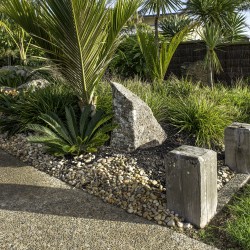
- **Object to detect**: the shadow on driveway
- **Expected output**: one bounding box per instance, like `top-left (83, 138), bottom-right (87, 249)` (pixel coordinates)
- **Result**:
top-left (0, 183), bottom-right (151, 225)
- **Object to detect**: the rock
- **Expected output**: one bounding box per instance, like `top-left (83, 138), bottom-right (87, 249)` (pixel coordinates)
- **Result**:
top-left (177, 221), bottom-right (183, 228)
top-left (18, 79), bottom-right (50, 91)
top-left (127, 208), bottom-right (134, 214)
top-left (183, 223), bottom-right (192, 229)
top-left (167, 219), bottom-right (175, 227)
top-left (110, 82), bottom-right (167, 151)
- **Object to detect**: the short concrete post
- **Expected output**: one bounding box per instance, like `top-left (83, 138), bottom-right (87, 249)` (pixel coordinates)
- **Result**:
top-left (165, 145), bottom-right (217, 228)
top-left (225, 122), bottom-right (250, 174)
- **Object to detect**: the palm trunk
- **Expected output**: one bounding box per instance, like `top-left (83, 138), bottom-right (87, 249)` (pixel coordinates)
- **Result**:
top-left (208, 60), bottom-right (214, 89)
top-left (78, 95), bottom-right (97, 116)
top-left (154, 8), bottom-right (160, 56)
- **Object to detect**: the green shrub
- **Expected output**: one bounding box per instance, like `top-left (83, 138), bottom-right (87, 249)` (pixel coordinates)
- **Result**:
top-left (96, 82), bottom-right (113, 115)
top-left (165, 75), bottom-right (201, 98)
top-left (28, 106), bottom-right (115, 156)
top-left (0, 83), bottom-right (78, 136)
top-left (0, 67), bottom-right (28, 88)
top-left (226, 83), bottom-right (250, 123)
top-left (166, 94), bottom-right (234, 148)
top-left (108, 35), bottom-right (146, 79)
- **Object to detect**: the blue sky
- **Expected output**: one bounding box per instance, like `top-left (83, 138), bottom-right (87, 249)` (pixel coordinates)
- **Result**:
top-left (244, 11), bottom-right (250, 37)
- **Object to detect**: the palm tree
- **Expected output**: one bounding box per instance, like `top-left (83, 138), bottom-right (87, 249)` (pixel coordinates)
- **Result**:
top-left (140, 0), bottom-right (182, 48)
top-left (159, 14), bottom-right (192, 40)
top-left (1, 0), bottom-right (141, 111)
top-left (185, 0), bottom-right (240, 27)
top-left (199, 24), bottom-right (223, 89)
top-left (238, 0), bottom-right (250, 10)
top-left (185, 0), bottom-right (247, 87)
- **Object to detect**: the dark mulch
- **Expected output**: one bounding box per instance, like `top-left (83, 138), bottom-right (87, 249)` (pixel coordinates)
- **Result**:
top-left (102, 124), bottom-right (225, 187)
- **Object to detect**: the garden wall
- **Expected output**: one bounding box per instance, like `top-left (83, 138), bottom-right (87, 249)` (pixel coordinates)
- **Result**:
top-left (166, 41), bottom-right (250, 84)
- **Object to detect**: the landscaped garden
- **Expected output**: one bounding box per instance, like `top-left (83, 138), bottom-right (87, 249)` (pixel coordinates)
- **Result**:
top-left (0, 0), bottom-right (250, 249)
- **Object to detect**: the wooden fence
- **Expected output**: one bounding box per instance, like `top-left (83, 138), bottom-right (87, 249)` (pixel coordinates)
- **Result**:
top-left (166, 41), bottom-right (250, 84)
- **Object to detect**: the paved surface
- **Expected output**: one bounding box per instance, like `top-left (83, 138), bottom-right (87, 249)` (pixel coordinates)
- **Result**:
top-left (0, 150), bottom-right (218, 250)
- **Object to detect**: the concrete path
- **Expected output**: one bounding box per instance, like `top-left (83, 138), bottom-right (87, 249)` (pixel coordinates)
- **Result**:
top-left (0, 150), bottom-right (218, 250)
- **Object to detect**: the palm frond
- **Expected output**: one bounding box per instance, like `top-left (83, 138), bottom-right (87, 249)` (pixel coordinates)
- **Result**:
top-left (1, 0), bottom-right (141, 105)
top-left (65, 106), bottom-right (78, 141)
top-left (137, 24), bottom-right (193, 82)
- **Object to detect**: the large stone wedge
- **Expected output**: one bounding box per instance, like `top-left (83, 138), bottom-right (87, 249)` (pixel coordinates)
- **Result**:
top-left (110, 82), bottom-right (167, 151)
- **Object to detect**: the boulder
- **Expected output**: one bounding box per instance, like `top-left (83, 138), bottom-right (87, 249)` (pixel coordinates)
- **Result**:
top-left (110, 82), bottom-right (167, 151)
top-left (17, 79), bottom-right (50, 91)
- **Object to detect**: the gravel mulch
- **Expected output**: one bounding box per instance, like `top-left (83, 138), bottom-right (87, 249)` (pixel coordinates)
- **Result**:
top-left (0, 126), bottom-right (235, 231)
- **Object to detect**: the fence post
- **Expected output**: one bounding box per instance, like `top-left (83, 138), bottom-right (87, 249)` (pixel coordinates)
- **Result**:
top-left (164, 145), bottom-right (217, 228)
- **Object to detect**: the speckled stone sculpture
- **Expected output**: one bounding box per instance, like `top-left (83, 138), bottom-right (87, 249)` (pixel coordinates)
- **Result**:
top-left (110, 82), bottom-right (167, 151)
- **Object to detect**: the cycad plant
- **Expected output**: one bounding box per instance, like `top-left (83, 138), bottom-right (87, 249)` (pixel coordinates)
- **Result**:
top-left (1, 0), bottom-right (141, 111)
top-left (28, 106), bottom-right (115, 156)
top-left (0, 84), bottom-right (78, 136)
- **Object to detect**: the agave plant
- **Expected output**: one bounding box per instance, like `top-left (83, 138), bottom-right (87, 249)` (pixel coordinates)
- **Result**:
top-left (28, 106), bottom-right (115, 156)
top-left (1, 0), bottom-right (141, 110)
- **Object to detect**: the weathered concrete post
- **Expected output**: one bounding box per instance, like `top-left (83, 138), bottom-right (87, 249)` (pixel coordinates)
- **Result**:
top-left (165, 145), bottom-right (217, 228)
top-left (225, 122), bottom-right (250, 174)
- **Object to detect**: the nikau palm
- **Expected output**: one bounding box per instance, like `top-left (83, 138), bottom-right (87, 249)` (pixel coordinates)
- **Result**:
top-left (140, 0), bottom-right (182, 48)
top-left (1, 0), bottom-right (141, 111)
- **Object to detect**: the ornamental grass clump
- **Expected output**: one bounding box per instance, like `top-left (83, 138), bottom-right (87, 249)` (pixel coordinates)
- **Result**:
top-left (166, 94), bottom-right (234, 148)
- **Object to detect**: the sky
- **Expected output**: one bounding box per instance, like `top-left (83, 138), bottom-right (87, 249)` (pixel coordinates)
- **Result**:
top-left (244, 11), bottom-right (250, 37)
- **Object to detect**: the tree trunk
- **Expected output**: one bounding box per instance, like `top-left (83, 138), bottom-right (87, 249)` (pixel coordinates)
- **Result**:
top-left (208, 60), bottom-right (214, 89)
top-left (154, 8), bottom-right (160, 56)
top-left (78, 95), bottom-right (97, 116)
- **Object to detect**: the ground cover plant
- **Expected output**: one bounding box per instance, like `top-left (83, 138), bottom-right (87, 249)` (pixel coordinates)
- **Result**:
top-left (197, 183), bottom-right (250, 250)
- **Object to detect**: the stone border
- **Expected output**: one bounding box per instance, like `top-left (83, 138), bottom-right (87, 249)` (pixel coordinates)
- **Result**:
top-left (216, 173), bottom-right (250, 214)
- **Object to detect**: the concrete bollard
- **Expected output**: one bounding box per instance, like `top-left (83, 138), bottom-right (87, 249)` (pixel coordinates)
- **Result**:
top-left (225, 122), bottom-right (250, 174)
top-left (165, 145), bottom-right (217, 228)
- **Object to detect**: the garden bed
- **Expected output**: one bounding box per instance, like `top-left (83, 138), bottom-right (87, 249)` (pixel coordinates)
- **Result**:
top-left (0, 129), bottom-right (237, 231)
